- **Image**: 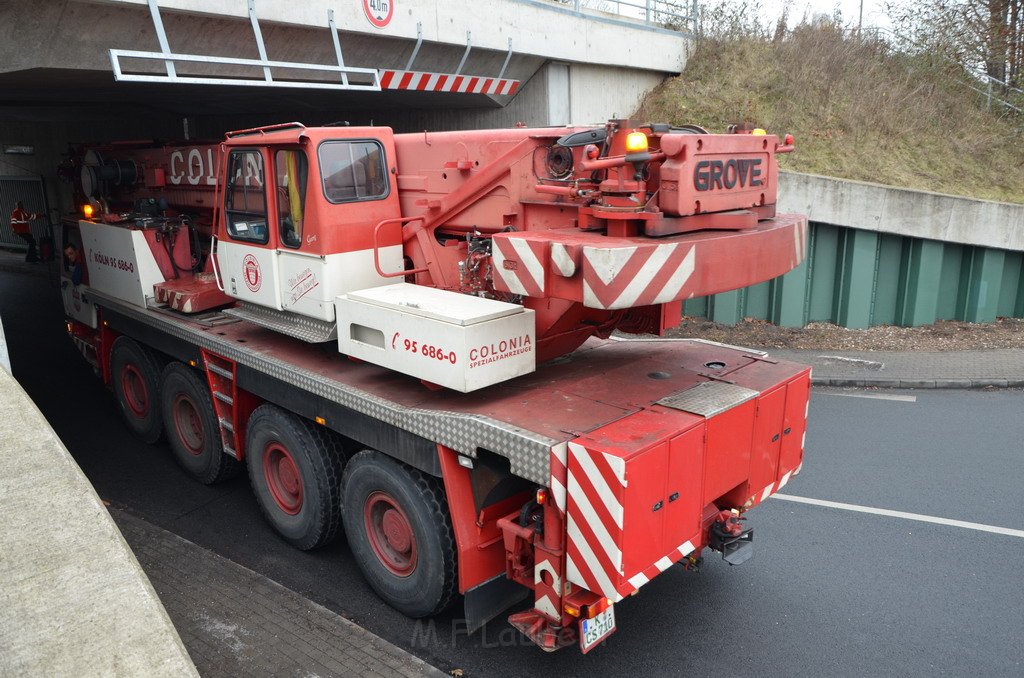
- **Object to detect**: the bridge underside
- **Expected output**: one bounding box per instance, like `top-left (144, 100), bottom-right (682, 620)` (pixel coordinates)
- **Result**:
top-left (0, 0), bottom-right (688, 213)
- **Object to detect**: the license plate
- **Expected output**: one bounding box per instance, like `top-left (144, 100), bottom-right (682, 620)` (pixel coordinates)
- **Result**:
top-left (579, 605), bottom-right (616, 653)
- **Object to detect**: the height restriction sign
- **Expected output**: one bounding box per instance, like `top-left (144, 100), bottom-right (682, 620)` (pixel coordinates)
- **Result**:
top-left (363, 0), bottom-right (394, 28)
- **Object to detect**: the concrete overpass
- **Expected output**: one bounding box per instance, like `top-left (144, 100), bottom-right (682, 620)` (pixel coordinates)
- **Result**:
top-left (0, 0), bottom-right (693, 215)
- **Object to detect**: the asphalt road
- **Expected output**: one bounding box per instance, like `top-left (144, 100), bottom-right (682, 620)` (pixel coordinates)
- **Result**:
top-left (3, 268), bottom-right (1023, 677)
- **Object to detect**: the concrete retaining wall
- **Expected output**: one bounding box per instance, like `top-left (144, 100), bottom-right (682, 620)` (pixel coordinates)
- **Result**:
top-left (778, 171), bottom-right (1024, 252)
top-left (685, 172), bottom-right (1024, 329)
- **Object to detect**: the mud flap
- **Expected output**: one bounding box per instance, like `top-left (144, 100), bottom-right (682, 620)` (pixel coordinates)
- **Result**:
top-left (463, 574), bottom-right (530, 634)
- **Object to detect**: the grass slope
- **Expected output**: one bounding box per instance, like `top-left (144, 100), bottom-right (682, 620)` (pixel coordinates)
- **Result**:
top-left (635, 25), bottom-right (1024, 204)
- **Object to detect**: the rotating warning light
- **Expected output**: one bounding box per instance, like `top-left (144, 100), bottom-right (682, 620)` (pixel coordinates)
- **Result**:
top-left (625, 132), bottom-right (648, 152)
top-left (82, 203), bottom-right (95, 218)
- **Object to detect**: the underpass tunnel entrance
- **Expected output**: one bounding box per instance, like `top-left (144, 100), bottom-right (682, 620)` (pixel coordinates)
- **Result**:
top-left (1, 58), bottom-right (665, 221)
top-left (0, 63), bottom-right (546, 219)
top-left (0, 0), bottom-right (689, 221)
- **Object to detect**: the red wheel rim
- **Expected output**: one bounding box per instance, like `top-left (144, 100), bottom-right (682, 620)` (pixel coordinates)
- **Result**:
top-left (172, 394), bottom-right (204, 455)
top-left (121, 364), bottom-right (148, 418)
top-left (263, 442), bottom-right (303, 515)
top-left (364, 491), bottom-right (417, 577)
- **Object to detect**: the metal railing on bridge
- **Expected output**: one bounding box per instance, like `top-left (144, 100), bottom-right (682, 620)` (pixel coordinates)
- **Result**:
top-left (568, 0), bottom-right (698, 33)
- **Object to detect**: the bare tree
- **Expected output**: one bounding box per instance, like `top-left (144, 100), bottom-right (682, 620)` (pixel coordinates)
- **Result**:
top-left (888, 0), bottom-right (1023, 91)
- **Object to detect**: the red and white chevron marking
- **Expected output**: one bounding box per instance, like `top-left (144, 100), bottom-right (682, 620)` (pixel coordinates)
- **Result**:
top-left (565, 440), bottom-right (711, 601)
top-left (582, 243), bottom-right (696, 309)
top-left (550, 443), bottom-right (568, 515)
top-left (377, 69), bottom-right (520, 95)
top-left (625, 536), bottom-right (700, 590)
top-left (743, 462), bottom-right (804, 510)
top-left (491, 237), bottom-right (547, 297)
top-left (743, 385), bottom-right (809, 510)
top-left (533, 551), bottom-right (563, 622)
top-left (565, 441), bottom-right (627, 601)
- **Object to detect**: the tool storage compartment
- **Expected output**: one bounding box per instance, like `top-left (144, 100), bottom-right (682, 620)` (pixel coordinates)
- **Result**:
top-left (336, 283), bottom-right (536, 392)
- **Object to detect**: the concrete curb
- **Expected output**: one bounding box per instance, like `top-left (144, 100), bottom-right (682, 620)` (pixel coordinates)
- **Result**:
top-left (812, 377), bottom-right (1024, 389)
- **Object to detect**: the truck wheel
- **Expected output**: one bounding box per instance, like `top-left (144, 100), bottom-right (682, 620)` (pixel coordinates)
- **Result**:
top-left (160, 362), bottom-right (239, 484)
top-left (246, 405), bottom-right (345, 550)
top-left (110, 337), bottom-right (163, 443)
top-left (342, 450), bottom-right (457, 618)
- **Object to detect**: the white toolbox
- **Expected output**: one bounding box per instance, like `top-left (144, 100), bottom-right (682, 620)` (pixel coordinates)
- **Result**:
top-left (336, 283), bottom-right (536, 392)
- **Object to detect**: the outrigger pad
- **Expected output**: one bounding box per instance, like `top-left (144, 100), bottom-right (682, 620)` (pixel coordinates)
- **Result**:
top-left (720, 529), bottom-right (754, 566)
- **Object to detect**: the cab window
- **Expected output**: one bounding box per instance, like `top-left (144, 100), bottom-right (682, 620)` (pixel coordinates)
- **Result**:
top-left (275, 149), bottom-right (308, 249)
top-left (225, 150), bottom-right (268, 244)
top-left (318, 140), bottom-right (388, 204)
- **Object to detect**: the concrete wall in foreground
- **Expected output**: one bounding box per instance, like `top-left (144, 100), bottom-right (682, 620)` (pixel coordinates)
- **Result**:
top-left (0, 366), bottom-right (198, 677)
top-left (684, 172), bottom-right (1024, 329)
top-left (0, 316), bottom-right (9, 373)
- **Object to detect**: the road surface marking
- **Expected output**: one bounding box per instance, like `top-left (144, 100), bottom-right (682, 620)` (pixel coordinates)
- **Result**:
top-left (772, 494), bottom-right (1024, 539)
top-left (818, 392), bottom-right (917, 402)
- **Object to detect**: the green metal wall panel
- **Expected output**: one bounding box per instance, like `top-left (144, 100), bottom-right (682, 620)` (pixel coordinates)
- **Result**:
top-left (896, 239), bottom-right (944, 326)
top-left (744, 281), bottom-right (771, 320)
top-left (683, 296), bottom-right (708, 317)
top-left (807, 224), bottom-right (840, 322)
top-left (684, 222), bottom-right (1024, 329)
top-left (1016, 258), bottom-right (1024, 318)
top-left (998, 252), bottom-right (1023, 317)
top-left (709, 289), bottom-right (742, 324)
top-left (872, 234), bottom-right (904, 325)
top-left (770, 259), bottom-right (810, 327)
top-left (936, 244), bottom-right (964, 321)
top-left (834, 229), bottom-right (879, 329)
top-left (963, 249), bottom-right (1005, 323)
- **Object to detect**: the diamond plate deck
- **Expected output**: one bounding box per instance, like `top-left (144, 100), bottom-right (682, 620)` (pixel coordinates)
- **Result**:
top-left (657, 381), bottom-right (759, 417)
top-left (90, 291), bottom-right (555, 485)
top-left (224, 303), bottom-right (337, 343)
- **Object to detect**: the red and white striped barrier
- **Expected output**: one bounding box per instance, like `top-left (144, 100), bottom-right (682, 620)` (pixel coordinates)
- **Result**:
top-left (377, 69), bottom-right (520, 95)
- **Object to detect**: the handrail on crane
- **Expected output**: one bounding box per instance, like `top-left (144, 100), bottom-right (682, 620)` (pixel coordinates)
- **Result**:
top-left (372, 216), bottom-right (429, 278)
top-left (226, 122), bottom-right (307, 139)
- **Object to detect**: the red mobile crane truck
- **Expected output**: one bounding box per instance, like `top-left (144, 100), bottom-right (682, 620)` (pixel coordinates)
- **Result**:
top-left (60, 119), bottom-right (810, 653)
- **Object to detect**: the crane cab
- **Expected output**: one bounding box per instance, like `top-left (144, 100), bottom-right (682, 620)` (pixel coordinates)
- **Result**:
top-left (214, 123), bottom-right (404, 322)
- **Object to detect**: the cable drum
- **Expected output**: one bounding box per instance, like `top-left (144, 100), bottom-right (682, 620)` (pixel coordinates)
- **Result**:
top-left (80, 151), bottom-right (139, 198)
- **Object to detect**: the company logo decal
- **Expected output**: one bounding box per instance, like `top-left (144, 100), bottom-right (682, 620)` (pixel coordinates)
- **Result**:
top-left (693, 158), bottom-right (763, 192)
top-left (243, 254), bottom-right (262, 292)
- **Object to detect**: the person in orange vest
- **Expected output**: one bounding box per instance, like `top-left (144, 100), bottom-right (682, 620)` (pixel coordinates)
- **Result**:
top-left (10, 201), bottom-right (43, 263)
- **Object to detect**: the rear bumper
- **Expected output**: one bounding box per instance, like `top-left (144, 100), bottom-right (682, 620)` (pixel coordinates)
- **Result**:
top-left (557, 356), bottom-right (810, 602)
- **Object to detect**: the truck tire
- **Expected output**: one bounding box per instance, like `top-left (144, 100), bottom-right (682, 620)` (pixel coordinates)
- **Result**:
top-left (342, 450), bottom-right (457, 618)
top-left (160, 362), bottom-right (240, 484)
top-left (110, 337), bottom-right (164, 444)
top-left (246, 405), bottom-right (345, 550)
